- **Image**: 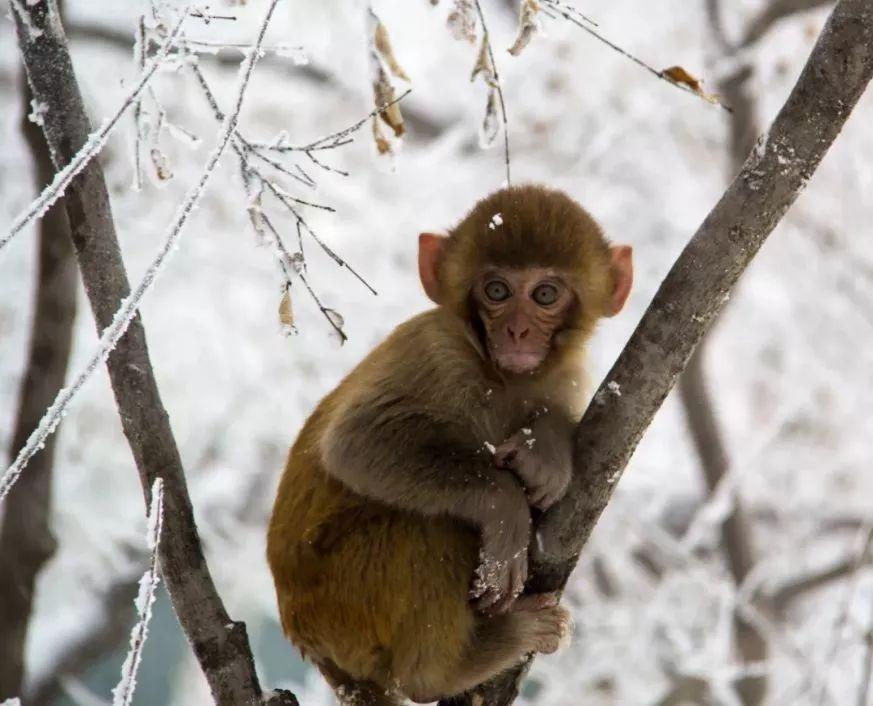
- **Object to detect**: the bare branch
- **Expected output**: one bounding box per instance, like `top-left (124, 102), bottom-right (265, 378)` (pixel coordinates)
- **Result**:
top-left (765, 554), bottom-right (872, 607)
top-left (741, 0), bottom-right (835, 49)
top-left (8, 2), bottom-right (296, 704)
top-left (541, 0), bottom-right (733, 112)
top-left (472, 0), bottom-right (511, 185)
top-left (0, 5), bottom-right (191, 252)
top-left (442, 1), bottom-right (873, 702)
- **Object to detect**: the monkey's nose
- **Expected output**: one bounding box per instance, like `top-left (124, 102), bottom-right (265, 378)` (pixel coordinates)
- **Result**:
top-left (507, 325), bottom-right (530, 343)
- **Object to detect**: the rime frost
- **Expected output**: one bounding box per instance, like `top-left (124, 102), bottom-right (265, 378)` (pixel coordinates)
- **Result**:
top-left (1, 5), bottom-right (192, 252)
top-left (110, 479), bottom-right (164, 706)
top-left (0, 0), bottom-right (276, 503)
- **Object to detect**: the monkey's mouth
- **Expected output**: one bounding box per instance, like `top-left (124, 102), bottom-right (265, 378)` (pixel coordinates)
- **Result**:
top-left (493, 350), bottom-right (546, 375)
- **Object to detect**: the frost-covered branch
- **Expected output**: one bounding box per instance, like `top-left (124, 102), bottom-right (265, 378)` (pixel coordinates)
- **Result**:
top-left (540, 0), bottom-right (733, 112)
top-left (0, 3), bottom-right (191, 252)
top-left (9, 2), bottom-right (296, 704)
top-left (2, 12), bottom-right (258, 502)
top-left (189, 61), bottom-right (395, 343)
top-left (443, 1), bottom-right (873, 703)
top-left (111, 479), bottom-right (164, 706)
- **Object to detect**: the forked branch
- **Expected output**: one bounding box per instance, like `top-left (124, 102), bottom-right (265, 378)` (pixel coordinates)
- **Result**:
top-left (443, 1), bottom-right (873, 703)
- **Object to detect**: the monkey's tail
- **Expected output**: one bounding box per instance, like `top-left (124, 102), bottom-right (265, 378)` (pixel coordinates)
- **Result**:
top-left (316, 659), bottom-right (405, 706)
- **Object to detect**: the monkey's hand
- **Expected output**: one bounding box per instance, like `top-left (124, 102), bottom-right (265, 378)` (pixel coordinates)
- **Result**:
top-left (469, 474), bottom-right (531, 614)
top-left (493, 426), bottom-right (572, 511)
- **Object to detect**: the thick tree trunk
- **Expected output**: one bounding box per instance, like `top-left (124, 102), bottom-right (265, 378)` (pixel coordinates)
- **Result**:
top-left (443, 0), bottom-right (873, 703)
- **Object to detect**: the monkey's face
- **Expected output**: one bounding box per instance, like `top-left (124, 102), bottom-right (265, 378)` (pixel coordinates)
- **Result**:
top-left (472, 267), bottom-right (576, 375)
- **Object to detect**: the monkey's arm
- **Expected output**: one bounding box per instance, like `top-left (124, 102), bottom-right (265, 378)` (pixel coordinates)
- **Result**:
top-left (493, 410), bottom-right (574, 511)
top-left (321, 402), bottom-right (530, 611)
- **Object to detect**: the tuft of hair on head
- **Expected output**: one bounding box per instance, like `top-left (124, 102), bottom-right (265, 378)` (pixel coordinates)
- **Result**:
top-left (439, 184), bottom-right (615, 324)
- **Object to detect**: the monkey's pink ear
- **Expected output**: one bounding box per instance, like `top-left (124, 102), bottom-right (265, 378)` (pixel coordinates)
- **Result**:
top-left (418, 233), bottom-right (448, 304)
top-left (606, 244), bottom-right (633, 317)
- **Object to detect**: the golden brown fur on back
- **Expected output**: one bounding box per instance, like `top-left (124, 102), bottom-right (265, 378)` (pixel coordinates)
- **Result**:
top-left (267, 309), bottom-right (584, 698)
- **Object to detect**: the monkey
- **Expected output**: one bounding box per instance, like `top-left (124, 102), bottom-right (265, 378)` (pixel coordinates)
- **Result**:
top-left (267, 184), bottom-right (633, 705)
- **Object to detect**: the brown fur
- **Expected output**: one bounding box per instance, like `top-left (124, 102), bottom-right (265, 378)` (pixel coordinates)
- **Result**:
top-left (267, 185), bottom-right (623, 703)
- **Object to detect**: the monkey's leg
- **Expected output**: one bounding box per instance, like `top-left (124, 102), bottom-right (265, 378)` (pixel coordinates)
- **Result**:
top-left (317, 659), bottom-right (403, 706)
top-left (404, 603), bottom-right (572, 702)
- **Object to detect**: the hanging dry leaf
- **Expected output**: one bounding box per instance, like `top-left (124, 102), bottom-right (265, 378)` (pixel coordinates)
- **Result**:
top-left (372, 63), bottom-right (406, 138)
top-left (479, 87), bottom-right (500, 149)
top-left (150, 147), bottom-right (173, 181)
top-left (661, 65), bottom-right (720, 105)
top-left (447, 0), bottom-right (477, 43)
top-left (324, 308), bottom-right (347, 345)
top-left (368, 8), bottom-right (406, 141)
top-left (508, 0), bottom-right (541, 57)
top-left (372, 116), bottom-right (393, 155)
top-left (373, 18), bottom-right (410, 81)
top-left (278, 287), bottom-right (296, 336)
top-left (471, 33), bottom-right (494, 83)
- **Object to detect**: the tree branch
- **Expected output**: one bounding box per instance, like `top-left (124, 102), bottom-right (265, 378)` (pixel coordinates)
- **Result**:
top-left (0, 60), bottom-right (77, 701)
top-left (10, 3), bottom-right (295, 704)
top-left (740, 0), bottom-right (835, 48)
top-left (442, 0), bottom-right (873, 702)
top-left (677, 5), bottom-right (767, 702)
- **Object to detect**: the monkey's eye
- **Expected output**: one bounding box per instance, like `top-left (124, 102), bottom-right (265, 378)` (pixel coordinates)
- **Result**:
top-left (532, 283), bottom-right (559, 306)
top-left (484, 280), bottom-right (512, 302)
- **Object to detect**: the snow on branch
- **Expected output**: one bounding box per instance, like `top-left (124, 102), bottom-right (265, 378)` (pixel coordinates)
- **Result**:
top-left (1, 3), bottom-right (193, 252)
top-left (189, 62), bottom-right (408, 343)
top-left (111, 478), bottom-right (164, 706)
top-left (0, 0), bottom-right (275, 505)
top-left (443, 0), bottom-right (873, 703)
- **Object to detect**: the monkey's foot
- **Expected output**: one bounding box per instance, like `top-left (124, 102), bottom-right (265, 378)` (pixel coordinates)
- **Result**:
top-left (529, 605), bottom-right (573, 654)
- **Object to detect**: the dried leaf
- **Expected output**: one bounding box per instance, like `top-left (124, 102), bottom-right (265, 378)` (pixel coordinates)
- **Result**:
top-left (471, 33), bottom-right (494, 83)
top-left (372, 67), bottom-right (406, 138)
top-left (661, 65), bottom-right (720, 105)
top-left (368, 8), bottom-right (405, 140)
top-left (278, 287), bottom-right (296, 336)
top-left (372, 116), bottom-right (393, 155)
top-left (374, 18), bottom-right (409, 81)
top-left (508, 0), bottom-right (541, 57)
top-left (479, 87), bottom-right (500, 149)
top-left (150, 147), bottom-right (173, 181)
top-left (447, 0), bottom-right (477, 43)
top-left (324, 307), bottom-right (347, 345)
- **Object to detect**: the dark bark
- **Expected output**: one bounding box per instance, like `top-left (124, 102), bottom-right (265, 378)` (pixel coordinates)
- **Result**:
top-left (675, 5), bottom-right (767, 701)
top-left (442, 0), bottom-right (873, 702)
top-left (11, 3), bottom-right (296, 705)
top-left (0, 61), bottom-right (77, 700)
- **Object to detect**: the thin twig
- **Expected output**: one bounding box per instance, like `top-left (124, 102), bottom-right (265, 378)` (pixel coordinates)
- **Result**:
top-left (815, 525), bottom-right (873, 706)
top-left (1, 3), bottom-right (192, 251)
top-left (190, 61), bottom-right (377, 294)
top-left (473, 0), bottom-right (511, 185)
top-left (248, 88), bottom-right (412, 152)
top-left (857, 596), bottom-right (873, 706)
top-left (541, 0), bottom-right (733, 113)
top-left (258, 211), bottom-right (348, 344)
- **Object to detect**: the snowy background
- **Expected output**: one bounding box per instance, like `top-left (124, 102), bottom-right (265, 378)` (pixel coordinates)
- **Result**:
top-left (1, 0), bottom-right (872, 704)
